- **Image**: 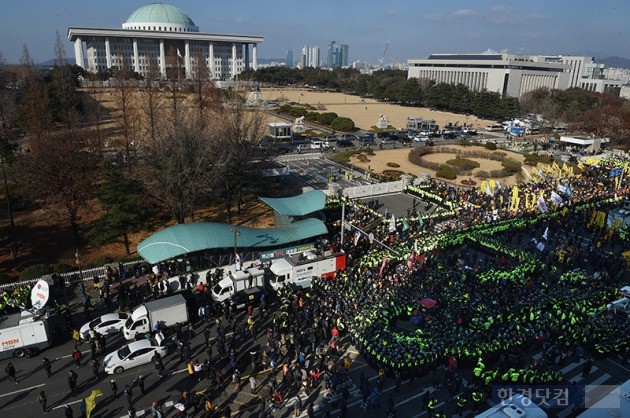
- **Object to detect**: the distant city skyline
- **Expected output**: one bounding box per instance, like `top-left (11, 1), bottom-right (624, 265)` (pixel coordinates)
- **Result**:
top-left (0, 0), bottom-right (629, 65)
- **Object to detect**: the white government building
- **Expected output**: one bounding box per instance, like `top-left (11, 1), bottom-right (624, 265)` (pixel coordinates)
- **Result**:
top-left (67, 2), bottom-right (263, 80)
top-left (408, 53), bottom-right (622, 98)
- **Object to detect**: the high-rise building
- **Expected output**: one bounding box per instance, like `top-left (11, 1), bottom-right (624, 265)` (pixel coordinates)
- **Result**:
top-left (327, 41), bottom-right (349, 68)
top-left (67, 2), bottom-right (263, 80)
top-left (286, 49), bottom-right (294, 68)
top-left (300, 46), bottom-right (320, 68)
top-left (340, 44), bottom-right (349, 67)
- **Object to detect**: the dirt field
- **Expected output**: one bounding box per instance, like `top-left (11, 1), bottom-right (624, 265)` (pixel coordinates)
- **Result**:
top-left (348, 145), bottom-right (526, 186)
top-left (262, 88), bottom-right (497, 131)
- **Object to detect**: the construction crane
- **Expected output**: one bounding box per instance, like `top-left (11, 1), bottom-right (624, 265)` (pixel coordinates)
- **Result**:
top-left (378, 41), bottom-right (390, 69)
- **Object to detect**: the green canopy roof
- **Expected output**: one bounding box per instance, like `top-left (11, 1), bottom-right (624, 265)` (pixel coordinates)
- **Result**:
top-left (259, 190), bottom-right (326, 216)
top-left (137, 218), bottom-right (327, 264)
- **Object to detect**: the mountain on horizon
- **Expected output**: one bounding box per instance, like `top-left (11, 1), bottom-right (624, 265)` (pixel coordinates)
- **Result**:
top-left (595, 55), bottom-right (630, 69)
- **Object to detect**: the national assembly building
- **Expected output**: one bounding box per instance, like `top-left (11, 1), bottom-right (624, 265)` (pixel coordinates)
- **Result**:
top-left (67, 2), bottom-right (263, 80)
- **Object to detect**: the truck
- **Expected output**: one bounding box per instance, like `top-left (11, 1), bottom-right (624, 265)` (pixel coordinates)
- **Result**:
top-left (123, 293), bottom-right (189, 340)
top-left (0, 310), bottom-right (55, 359)
top-left (266, 251), bottom-right (346, 291)
top-left (211, 266), bottom-right (266, 303)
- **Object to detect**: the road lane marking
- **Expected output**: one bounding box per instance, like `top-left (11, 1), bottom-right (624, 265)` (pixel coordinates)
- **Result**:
top-left (51, 393), bottom-right (103, 410)
top-left (0, 383), bottom-right (46, 398)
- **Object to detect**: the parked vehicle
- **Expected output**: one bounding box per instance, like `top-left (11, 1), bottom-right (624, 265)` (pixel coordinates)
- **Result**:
top-left (211, 266), bottom-right (266, 302)
top-left (325, 135), bottom-right (338, 142)
top-left (80, 313), bottom-right (130, 340)
top-left (339, 133), bottom-right (358, 141)
top-left (122, 294), bottom-right (189, 340)
top-left (359, 133), bottom-right (375, 143)
top-left (104, 334), bottom-right (167, 374)
top-left (485, 124), bottom-right (505, 132)
top-left (310, 140), bottom-right (330, 150)
top-left (0, 310), bottom-right (56, 359)
top-left (336, 139), bottom-right (355, 148)
top-left (230, 287), bottom-right (265, 311)
top-left (266, 251), bottom-right (346, 291)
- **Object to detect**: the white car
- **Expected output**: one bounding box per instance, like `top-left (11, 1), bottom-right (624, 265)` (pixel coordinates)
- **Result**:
top-left (80, 313), bottom-right (130, 340)
top-left (103, 334), bottom-right (167, 374)
top-left (413, 135), bottom-right (428, 142)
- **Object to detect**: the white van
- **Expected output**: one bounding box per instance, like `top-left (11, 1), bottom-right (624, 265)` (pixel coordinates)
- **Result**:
top-left (485, 125), bottom-right (504, 132)
top-left (311, 140), bottom-right (329, 150)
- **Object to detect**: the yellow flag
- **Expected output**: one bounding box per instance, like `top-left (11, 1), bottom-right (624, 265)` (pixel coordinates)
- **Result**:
top-left (615, 176), bottom-right (619, 189)
top-left (562, 163), bottom-right (569, 176)
top-left (577, 160), bottom-right (584, 170)
top-left (488, 179), bottom-right (496, 190)
top-left (479, 180), bottom-right (487, 191)
top-left (85, 389), bottom-right (103, 418)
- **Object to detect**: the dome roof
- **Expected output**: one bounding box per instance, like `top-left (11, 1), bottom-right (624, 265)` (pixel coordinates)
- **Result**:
top-left (124, 3), bottom-right (198, 31)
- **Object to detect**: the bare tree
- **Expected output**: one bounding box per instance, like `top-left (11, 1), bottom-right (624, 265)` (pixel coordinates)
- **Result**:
top-left (519, 88), bottom-right (558, 128)
top-left (214, 95), bottom-right (266, 222)
top-left (111, 67), bottom-right (138, 166)
top-left (84, 73), bottom-right (106, 151)
top-left (18, 45), bottom-right (51, 140)
top-left (139, 57), bottom-right (165, 145)
top-left (189, 51), bottom-right (221, 129)
top-left (14, 130), bottom-right (101, 245)
top-left (49, 31), bottom-right (80, 129)
top-left (142, 125), bottom-right (220, 223)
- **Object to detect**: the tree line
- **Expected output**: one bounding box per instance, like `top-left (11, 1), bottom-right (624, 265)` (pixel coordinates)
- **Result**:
top-left (0, 36), bottom-right (266, 269)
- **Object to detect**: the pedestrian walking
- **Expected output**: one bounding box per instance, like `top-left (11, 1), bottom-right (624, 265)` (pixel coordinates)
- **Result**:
top-left (64, 405), bottom-right (74, 418)
top-left (42, 357), bottom-right (53, 378)
top-left (133, 374), bottom-right (145, 395)
top-left (306, 402), bottom-right (314, 418)
top-left (90, 359), bottom-right (100, 380)
top-left (5, 362), bottom-right (18, 383)
top-left (150, 402), bottom-right (163, 418)
top-left (68, 370), bottom-right (78, 397)
top-left (128, 406), bottom-right (136, 418)
top-left (73, 348), bottom-right (83, 368)
top-left (124, 384), bottom-right (134, 407)
top-left (582, 358), bottom-right (593, 377)
top-left (249, 375), bottom-right (257, 394)
top-left (38, 390), bottom-right (48, 413)
top-left (293, 396), bottom-right (302, 417)
top-left (79, 400), bottom-right (86, 418)
top-left (111, 379), bottom-right (118, 399)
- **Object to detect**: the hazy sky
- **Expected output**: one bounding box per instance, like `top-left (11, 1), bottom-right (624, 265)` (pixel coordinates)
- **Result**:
top-left (1, 0), bottom-right (628, 64)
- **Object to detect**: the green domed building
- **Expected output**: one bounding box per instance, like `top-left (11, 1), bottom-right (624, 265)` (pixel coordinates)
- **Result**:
top-left (68, 2), bottom-right (263, 81)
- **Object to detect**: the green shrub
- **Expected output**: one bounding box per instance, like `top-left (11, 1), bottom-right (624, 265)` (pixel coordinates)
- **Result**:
top-left (20, 264), bottom-right (52, 281)
top-left (356, 154), bottom-right (370, 162)
top-left (475, 170), bottom-right (490, 179)
top-left (484, 142), bottom-right (498, 150)
top-left (330, 117), bottom-right (355, 131)
top-left (501, 159), bottom-right (522, 173)
top-left (305, 111), bottom-right (319, 121)
top-left (387, 162), bottom-right (401, 168)
top-left (446, 157), bottom-right (480, 171)
top-left (436, 165), bottom-right (457, 180)
top-left (52, 263), bottom-right (74, 274)
top-left (90, 255), bottom-right (114, 268)
top-left (288, 106), bottom-right (308, 117)
top-left (365, 148), bottom-right (375, 155)
top-left (317, 112), bottom-right (338, 125)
